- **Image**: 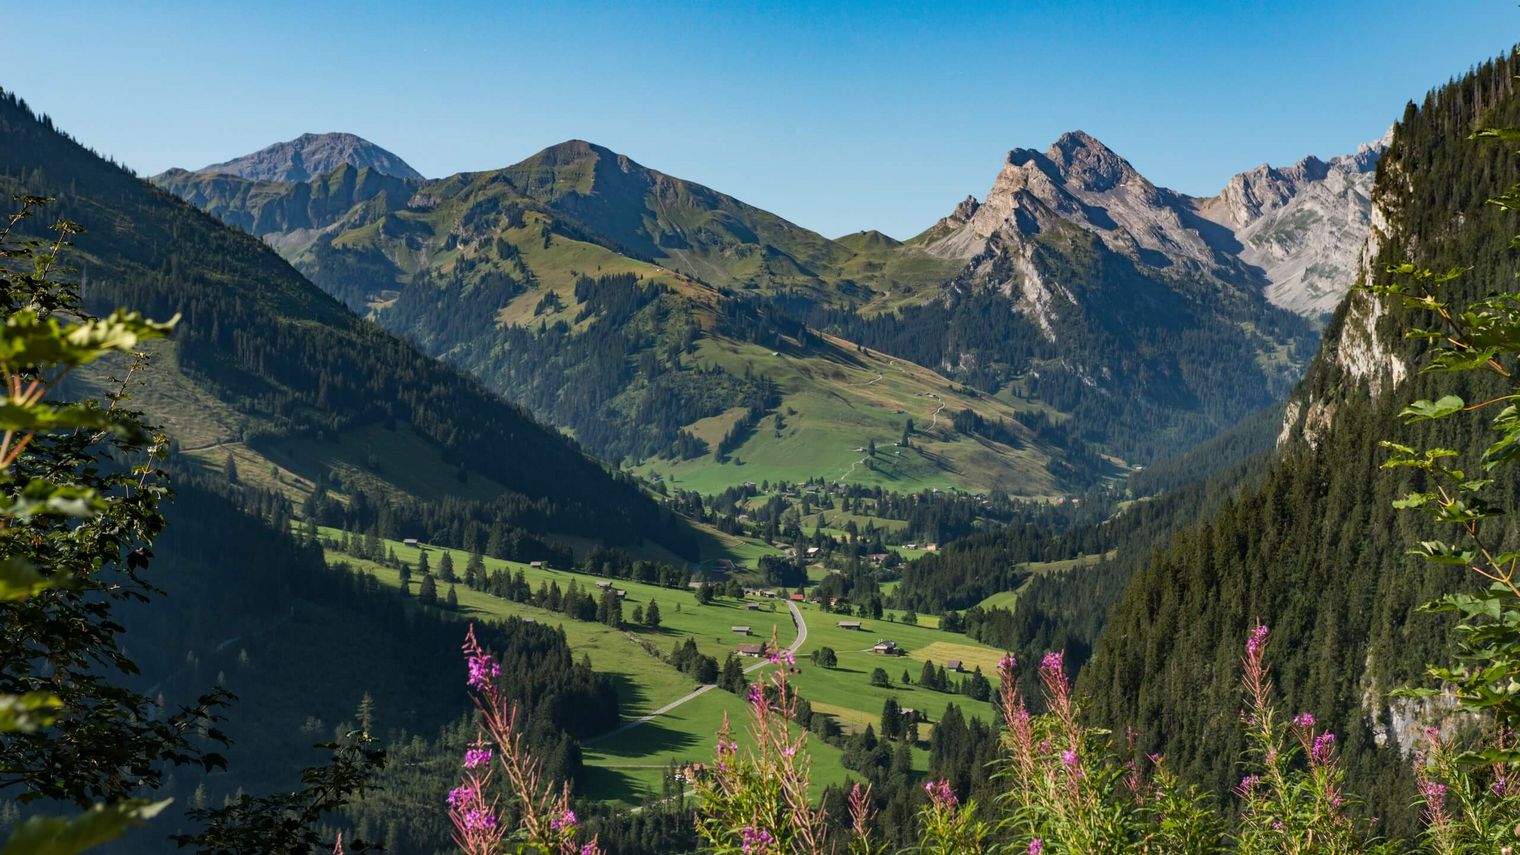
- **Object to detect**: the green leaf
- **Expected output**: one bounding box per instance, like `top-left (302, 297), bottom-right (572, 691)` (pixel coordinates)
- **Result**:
top-left (0, 692), bottom-right (62, 733)
top-left (0, 556), bottom-right (50, 601)
top-left (1400, 395), bottom-right (1465, 423)
top-left (0, 800), bottom-right (171, 855)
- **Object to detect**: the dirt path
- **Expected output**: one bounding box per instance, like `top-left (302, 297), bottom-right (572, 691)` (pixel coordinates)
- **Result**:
top-left (585, 601), bottom-right (807, 745)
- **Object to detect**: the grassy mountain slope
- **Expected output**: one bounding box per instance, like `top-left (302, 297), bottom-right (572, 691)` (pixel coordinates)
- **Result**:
top-left (1078, 53), bottom-right (1520, 836)
top-left (155, 145), bottom-right (1091, 495)
top-left (0, 88), bottom-right (691, 554)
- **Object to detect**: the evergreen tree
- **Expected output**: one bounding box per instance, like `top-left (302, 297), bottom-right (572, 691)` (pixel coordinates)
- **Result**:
top-left (646, 599), bottom-right (662, 628)
top-left (438, 552), bottom-right (456, 583)
top-left (418, 573), bottom-right (438, 604)
top-left (880, 697), bottom-right (902, 740)
top-left (446, 584), bottom-right (458, 610)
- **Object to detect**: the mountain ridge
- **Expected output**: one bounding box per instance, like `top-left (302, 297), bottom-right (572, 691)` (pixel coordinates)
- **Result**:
top-left (189, 131), bottom-right (423, 182)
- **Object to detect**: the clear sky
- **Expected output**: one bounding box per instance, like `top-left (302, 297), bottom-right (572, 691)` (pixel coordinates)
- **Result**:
top-left (4, 1), bottom-right (1517, 238)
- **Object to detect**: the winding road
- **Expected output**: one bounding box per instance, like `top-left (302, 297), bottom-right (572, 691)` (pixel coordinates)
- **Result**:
top-left (585, 600), bottom-right (808, 745)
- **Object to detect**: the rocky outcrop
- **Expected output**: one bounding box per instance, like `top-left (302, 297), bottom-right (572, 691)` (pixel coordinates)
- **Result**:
top-left (191, 132), bottom-right (422, 182)
top-left (925, 130), bottom-right (1388, 319)
top-left (1198, 131), bottom-right (1387, 316)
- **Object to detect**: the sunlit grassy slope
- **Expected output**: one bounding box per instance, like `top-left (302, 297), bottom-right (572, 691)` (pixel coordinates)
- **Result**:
top-left (316, 529), bottom-right (1006, 804)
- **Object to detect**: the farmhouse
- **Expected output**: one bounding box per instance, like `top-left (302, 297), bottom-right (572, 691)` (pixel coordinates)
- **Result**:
top-left (837, 621), bottom-right (862, 630)
top-left (872, 640), bottom-right (900, 655)
top-left (744, 603), bottom-right (761, 611)
top-left (945, 660), bottom-right (963, 673)
top-left (529, 561), bottom-right (545, 569)
top-left (731, 626), bottom-right (751, 635)
top-left (402, 538), bottom-right (419, 547)
top-left (595, 581), bottom-right (612, 589)
top-left (789, 593), bottom-right (805, 602)
top-left (736, 642), bottom-right (768, 657)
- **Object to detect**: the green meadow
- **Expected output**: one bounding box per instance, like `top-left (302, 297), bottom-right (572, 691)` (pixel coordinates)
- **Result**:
top-left (313, 528), bottom-right (1007, 804)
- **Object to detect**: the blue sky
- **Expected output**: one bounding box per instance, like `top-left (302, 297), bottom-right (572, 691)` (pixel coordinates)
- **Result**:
top-left (4, 1), bottom-right (1517, 237)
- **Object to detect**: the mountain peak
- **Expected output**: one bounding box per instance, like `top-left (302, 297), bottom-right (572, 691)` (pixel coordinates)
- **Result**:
top-left (1045, 130), bottom-right (1137, 192)
top-left (195, 132), bottom-right (421, 182)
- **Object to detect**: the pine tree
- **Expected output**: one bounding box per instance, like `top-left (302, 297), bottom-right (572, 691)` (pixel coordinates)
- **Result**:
top-left (438, 552), bottom-right (456, 583)
top-left (446, 584), bottom-right (459, 610)
top-left (466, 552), bottom-right (485, 589)
top-left (356, 692), bottom-right (376, 734)
top-left (223, 452), bottom-right (239, 484)
top-left (646, 599), bottom-right (662, 628)
top-left (418, 573), bottom-right (438, 604)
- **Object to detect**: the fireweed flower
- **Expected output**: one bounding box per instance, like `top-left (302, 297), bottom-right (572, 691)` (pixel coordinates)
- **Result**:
top-left (746, 684), bottom-right (766, 710)
top-left (550, 809), bottom-right (578, 832)
top-left (998, 654), bottom-right (1017, 673)
top-left (447, 785), bottom-right (473, 808)
top-left (1028, 840), bottom-right (1044, 855)
top-left (740, 825), bottom-right (775, 853)
top-left (1040, 651), bottom-right (1064, 675)
top-left (1236, 774), bottom-right (1261, 798)
top-left (1061, 749), bottom-right (1079, 768)
top-left (924, 778), bottom-right (957, 809)
top-left (1246, 623), bottom-right (1269, 658)
top-left (1311, 731), bottom-right (1336, 765)
top-left (463, 746), bottom-right (492, 769)
top-left (460, 807), bottom-right (498, 832)
top-left (1292, 712), bottom-right (1316, 729)
top-left (467, 652), bottom-right (500, 691)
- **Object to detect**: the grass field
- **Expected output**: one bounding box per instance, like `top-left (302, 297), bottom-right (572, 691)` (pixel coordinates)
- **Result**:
top-left (632, 332), bottom-right (1066, 497)
top-left (314, 528), bottom-right (1007, 804)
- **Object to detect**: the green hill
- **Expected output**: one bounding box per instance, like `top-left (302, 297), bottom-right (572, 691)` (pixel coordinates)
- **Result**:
top-left (0, 88), bottom-right (692, 556)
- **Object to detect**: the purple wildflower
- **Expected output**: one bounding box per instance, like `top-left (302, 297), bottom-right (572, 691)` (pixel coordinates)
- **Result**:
top-left (1292, 712), bottom-right (1315, 729)
top-left (467, 653), bottom-right (500, 691)
top-left (1040, 651), bottom-right (1064, 675)
top-left (550, 809), bottom-right (578, 832)
top-left (740, 825), bottom-right (775, 854)
top-left (447, 785), bottom-right (473, 808)
top-left (924, 778), bottom-right (958, 809)
top-left (1311, 731), bottom-right (1336, 765)
top-left (460, 807), bottom-right (497, 832)
top-left (463, 746), bottom-right (492, 769)
top-left (1028, 840), bottom-right (1044, 855)
top-left (1236, 774), bottom-right (1261, 798)
top-left (998, 654), bottom-right (1017, 673)
top-left (1246, 623), bottom-right (1269, 658)
top-left (1061, 749), bottom-right (1079, 768)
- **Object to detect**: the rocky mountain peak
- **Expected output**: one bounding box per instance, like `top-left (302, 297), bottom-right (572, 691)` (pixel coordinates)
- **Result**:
top-left (1046, 130), bottom-right (1138, 192)
top-left (193, 132), bottom-right (422, 183)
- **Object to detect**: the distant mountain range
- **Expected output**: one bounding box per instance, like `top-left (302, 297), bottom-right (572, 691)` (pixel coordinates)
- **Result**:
top-left (151, 128), bottom-right (1385, 486)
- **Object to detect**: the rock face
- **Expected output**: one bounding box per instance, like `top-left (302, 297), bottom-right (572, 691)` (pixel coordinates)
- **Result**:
top-left (1198, 132), bottom-right (1387, 316)
top-left (922, 129), bottom-right (1386, 318)
top-left (193, 132), bottom-right (422, 182)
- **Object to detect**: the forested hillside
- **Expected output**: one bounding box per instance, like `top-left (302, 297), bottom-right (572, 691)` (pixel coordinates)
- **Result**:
top-left (1079, 53), bottom-right (1520, 836)
top-left (0, 89), bottom-right (693, 557)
